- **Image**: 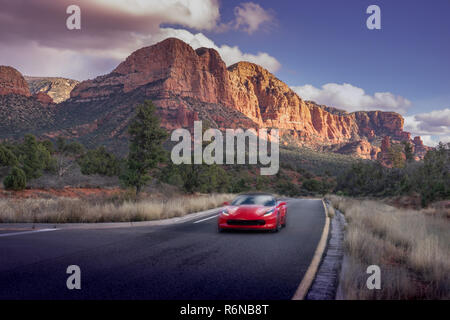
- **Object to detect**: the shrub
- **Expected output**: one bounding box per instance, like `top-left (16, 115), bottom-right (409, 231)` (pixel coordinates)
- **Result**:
top-left (0, 144), bottom-right (18, 167)
top-left (77, 146), bottom-right (121, 176)
top-left (302, 178), bottom-right (322, 193)
top-left (41, 140), bottom-right (55, 154)
top-left (275, 180), bottom-right (300, 197)
top-left (337, 142), bottom-right (450, 206)
top-left (63, 141), bottom-right (85, 156)
top-left (3, 166), bottom-right (26, 190)
top-left (18, 134), bottom-right (55, 179)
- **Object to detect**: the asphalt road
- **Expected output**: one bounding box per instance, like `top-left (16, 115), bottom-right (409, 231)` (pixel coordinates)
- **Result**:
top-left (0, 199), bottom-right (325, 300)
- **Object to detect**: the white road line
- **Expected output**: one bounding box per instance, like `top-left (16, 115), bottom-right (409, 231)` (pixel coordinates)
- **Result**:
top-left (193, 214), bottom-right (219, 224)
top-left (0, 228), bottom-right (60, 238)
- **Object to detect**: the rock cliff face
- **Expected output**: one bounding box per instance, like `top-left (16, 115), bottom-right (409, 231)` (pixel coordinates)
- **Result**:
top-left (412, 136), bottom-right (431, 160)
top-left (33, 92), bottom-right (54, 105)
top-left (25, 76), bottom-right (79, 103)
top-left (337, 140), bottom-right (380, 160)
top-left (1, 38), bottom-right (428, 160)
top-left (0, 67), bottom-right (57, 136)
top-left (70, 38), bottom-right (410, 146)
top-left (0, 66), bottom-right (31, 97)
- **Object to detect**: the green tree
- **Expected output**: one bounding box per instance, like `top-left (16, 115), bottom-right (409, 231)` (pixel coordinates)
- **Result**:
top-left (417, 142), bottom-right (450, 206)
top-left (64, 142), bottom-right (85, 155)
top-left (231, 177), bottom-right (250, 193)
top-left (121, 101), bottom-right (168, 194)
top-left (19, 134), bottom-right (49, 179)
top-left (403, 141), bottom-right (414, 163)
top-left (3, 166), bottom-right (26, 191)
top-left (56, 137), bottom-right (66, 153)
top-left (0, 144), bottom-right (18, 167)
top-left (388, 145), bottom-right (406, 168)
top-left (41, 140), bottom-right (55, 155)
top-left (302, 178), bottom-right (321, 193)
top-left (77, 146), bottom-right (121, 176)
top-left (275, 180), bottom-right (300, 197)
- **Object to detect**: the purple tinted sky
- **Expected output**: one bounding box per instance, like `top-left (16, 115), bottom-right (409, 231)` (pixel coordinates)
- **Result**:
top-left (196, 0), bottom-right (450, 115)
top-left (0, 0), bottom-right (448, 144)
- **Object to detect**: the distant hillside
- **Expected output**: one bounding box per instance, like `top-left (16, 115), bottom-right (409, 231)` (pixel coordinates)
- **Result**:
top-left (0, 39), bottom-right (430, 162)
top-left (25, 76), bottom-right (79, 103)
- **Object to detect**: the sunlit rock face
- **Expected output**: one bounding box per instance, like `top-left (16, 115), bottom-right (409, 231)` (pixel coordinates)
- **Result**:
top-left (0, 66), bottom-right (31, 97)
top-left (1, 38), bottom-right (426, 160)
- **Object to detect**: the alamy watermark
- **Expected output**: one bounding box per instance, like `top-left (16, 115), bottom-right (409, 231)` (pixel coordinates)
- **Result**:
top-left (366, 265), bottom-right (381, 290)
top-left (66, 5), bottom-right (81, 30)
top-left (66, 265), bottom-right (81, 290)
top-left (171, 121), bottom-right (279, 175)
top-left (366, 5), bottom-right (381, 30)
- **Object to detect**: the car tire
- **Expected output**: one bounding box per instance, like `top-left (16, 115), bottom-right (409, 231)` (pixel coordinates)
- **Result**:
top-left (272, 215), bottom-right (281, 232)
top-left (281, 210), bottom-right (287, 227)
top-left (218, 226), bottom-right (224, 233)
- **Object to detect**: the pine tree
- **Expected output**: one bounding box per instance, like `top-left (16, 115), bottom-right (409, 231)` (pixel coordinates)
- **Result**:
top-left (403, 141), bottom-right (414, 163)
top-left (20, 134), bottom-right (43, 179)
top-left (3, 166), bottom-right (27, 190)
top-left (0, 144), bottom-right (18, 167)
top-left (121, 101), bottom-right (168, 194)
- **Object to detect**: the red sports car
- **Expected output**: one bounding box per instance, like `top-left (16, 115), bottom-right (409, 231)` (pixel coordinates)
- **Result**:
top-left (218, 193), bottom-right (287, 232)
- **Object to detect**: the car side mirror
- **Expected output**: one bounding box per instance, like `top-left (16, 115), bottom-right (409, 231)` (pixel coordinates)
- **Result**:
top-left (223, 201), bottom-right (230, 206)
top-left (277, 201), bottom-right (287, 207)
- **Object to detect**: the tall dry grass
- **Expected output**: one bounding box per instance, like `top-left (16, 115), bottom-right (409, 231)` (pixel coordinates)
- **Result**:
top-left (0, 193), bottom-right (234, 223)
top-left (327, 195), bottom-right (450, 300)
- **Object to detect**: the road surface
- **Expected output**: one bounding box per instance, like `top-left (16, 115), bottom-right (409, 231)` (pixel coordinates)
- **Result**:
top-left (0, 199), bottom-right (325, 299)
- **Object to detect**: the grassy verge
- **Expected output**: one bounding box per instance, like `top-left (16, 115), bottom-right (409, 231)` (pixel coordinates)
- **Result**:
top-left (0, 193), bottom-right (234, 223)
top-left (326, 195), bottom-right (449, 299)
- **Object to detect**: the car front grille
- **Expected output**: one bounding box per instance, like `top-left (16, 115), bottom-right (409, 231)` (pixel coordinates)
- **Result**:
top-left (227, 219), bottom-right (266, 226)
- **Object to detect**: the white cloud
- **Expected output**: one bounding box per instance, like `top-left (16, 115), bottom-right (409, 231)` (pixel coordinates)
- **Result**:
top-left (291, 83), bottom-right (412, 114)
top-left (404, 108), bottom-right (450, 146)
top-left (233, 2), bottom-right (275, 34)
top-left (153, 28), bottom-right (281, 72)
top-left (0, 0), bottom-right (281, 79)
top-left (92, 0), bottom-right (221, 30)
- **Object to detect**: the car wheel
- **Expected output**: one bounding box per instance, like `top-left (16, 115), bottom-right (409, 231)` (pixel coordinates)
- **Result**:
top-left (281, 210), bottom-right (287, 227)
top-left (272, 215), bottom-right (281, 232)
top-left (218, 226), bottom-right (224, 233)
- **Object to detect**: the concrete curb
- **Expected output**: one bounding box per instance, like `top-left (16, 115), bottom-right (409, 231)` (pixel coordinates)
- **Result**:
top-left (0, 206), bottom-right (225, 231)
top-left (292, 199), bottom-right (330, 300)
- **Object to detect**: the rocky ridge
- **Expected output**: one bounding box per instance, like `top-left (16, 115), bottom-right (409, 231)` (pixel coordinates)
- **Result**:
top-left (25, 76), bottom-right (79, 103)
top-left (0, 39), bottom-right (429, 161)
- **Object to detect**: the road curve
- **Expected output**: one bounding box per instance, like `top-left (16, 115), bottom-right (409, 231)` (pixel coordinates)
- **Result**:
top-left (0, 199), bottom-right (325, 299)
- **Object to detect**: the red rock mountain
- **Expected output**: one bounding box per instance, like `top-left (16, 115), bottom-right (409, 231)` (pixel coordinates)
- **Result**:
top-left (0, 38), bottom-right (427, 160)
top-left (0, 66), bottom-right (31, 97)
top-left (0, 66), bottom-right (56, 136)
top-left (68, 38), bottom-right (419, 158)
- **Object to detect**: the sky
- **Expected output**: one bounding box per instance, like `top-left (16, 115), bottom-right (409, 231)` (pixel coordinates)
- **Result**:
top-left (0, 0), bottom-right (448, 146)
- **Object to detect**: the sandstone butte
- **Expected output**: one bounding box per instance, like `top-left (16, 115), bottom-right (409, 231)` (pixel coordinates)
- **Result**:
top-left (70, 38), bottom-right (428, 159)
top-left (0, 66), bottom-right (32, 97)
top-left (0, 65), bottom-right (54, 105)
top-left (1, 38), bottom-right (429, 160)
top-left (25, 76), bottom-right (80, 104)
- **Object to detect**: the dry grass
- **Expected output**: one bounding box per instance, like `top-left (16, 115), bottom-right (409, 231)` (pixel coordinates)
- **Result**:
top-left (327, 195), bottom-right (450, 300)
top-left (326, 203), bottom-right (335, 218)
top-left (0, 193), bottom-right (234, 223)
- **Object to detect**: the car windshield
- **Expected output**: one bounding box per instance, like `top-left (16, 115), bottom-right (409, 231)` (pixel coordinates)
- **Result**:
top-left (231, 195), bottom-right (276, 207)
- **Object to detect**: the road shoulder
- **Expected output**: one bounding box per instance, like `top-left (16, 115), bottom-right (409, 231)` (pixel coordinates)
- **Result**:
top-left (0, 206), bottom-right (224, 232)
top-left (292, 199), bottom-right (330, 300)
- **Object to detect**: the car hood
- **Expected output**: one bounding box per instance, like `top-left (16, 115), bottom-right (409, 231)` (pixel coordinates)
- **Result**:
top-left (226, 205), bottom-right (274, 218)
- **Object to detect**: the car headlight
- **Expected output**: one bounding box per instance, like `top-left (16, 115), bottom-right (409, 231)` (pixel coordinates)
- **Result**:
top-left (263, 208), bottom-right (275, 216)
top-left (222, 209), bottom-right (229, 216)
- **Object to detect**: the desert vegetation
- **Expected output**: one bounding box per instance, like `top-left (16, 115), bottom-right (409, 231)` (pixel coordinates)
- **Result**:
top-left (327, 195), bottom-right (450, 299)
top-left (337, 142), bottom-right (449, 207)
top-left (0, 192), bottom-right (233, 223)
